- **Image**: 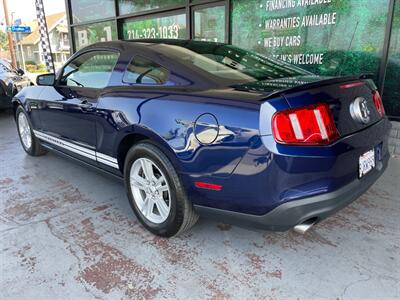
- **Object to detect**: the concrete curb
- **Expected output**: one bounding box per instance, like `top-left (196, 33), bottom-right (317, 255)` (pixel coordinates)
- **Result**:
top-left (389, 121), bottom-right (400, 156)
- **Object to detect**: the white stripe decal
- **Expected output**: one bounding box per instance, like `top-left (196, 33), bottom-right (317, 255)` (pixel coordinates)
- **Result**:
top-left (33, 130), bottom-right (119, 169)
top-left (34, 130), bottom-right (97, 160)
top-left (34, 130), bottom-right (96, 157)
top-left (96, 152), bottom-right (118, 164)
top-left (97, 157), bottom-right (119, 168)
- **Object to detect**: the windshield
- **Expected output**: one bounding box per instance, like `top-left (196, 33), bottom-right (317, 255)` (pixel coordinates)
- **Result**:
top-left (156, 42), bottom-right (311, 84)
top-left (0, 60), bottom-right (12, 73)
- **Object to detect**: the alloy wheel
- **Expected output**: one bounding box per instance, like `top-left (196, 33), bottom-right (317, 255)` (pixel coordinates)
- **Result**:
top-left (18, 112), bottom-right (32, 150)
top-left (129, 157), bottom-right (171, 224)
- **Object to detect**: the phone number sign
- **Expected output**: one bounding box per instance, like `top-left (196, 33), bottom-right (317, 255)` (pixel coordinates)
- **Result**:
top-left (122, 14), bottom-right (187, 40)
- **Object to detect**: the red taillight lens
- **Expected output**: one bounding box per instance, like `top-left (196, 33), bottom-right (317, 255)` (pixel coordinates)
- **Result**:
top-left (195, 182), bottom-right (223, 191)
top-left (340, 81), bottom-right (365, 89)
top-left (372, 90), bottom-right (385, 117)
top-left (272, 103), bottom-right (339, 145)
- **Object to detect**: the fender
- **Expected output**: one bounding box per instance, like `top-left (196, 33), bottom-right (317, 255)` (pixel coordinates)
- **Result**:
top-left (113, 124), bottom-right (185, 174)
top-left (12, 87), bottom-right (45, 129)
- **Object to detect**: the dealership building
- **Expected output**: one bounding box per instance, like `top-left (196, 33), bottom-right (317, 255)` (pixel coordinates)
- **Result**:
top-left (64, 0), bottom-right (399, 118)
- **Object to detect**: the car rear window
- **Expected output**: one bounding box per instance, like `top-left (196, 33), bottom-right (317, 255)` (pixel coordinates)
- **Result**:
top-left (156, 43), bottom-right (310, 84)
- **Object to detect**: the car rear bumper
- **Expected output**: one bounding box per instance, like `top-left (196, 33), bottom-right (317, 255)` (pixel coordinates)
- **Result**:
top-left (194, 153), bottom-right (388, 231)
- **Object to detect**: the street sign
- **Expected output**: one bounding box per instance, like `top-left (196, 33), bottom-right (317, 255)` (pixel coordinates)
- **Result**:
top-left (6, 25), bottom-right (31, 33)
top-left (14, 19), bottom-right (22, 26)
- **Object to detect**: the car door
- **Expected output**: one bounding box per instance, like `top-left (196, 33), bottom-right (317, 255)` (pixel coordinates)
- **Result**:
top-left (38, 50), bottom-right (119, 164)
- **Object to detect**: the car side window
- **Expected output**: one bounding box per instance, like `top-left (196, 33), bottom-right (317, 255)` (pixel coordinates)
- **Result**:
top-left (123, 56), bottom-right (169, 85)
top-left (59, 51), bottom-right (119, 88)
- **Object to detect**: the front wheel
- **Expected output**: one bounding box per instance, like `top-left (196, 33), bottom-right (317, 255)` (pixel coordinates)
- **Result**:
top-left (16, 106), bottom-right (47, 156)
top-left (124, 142), bottom-right (198, 237)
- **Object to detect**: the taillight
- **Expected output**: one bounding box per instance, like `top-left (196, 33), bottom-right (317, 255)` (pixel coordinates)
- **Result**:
top-left (372, 90), bottom-right (385, 117)
top-left (340, 82), bottom-right (365, 89)
top-left (272, 103), bottom-right (339, 145)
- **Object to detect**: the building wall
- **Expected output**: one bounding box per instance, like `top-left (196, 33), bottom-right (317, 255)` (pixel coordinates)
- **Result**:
top-left (49, 31), bottom-right (61, 52)
top-left (65, 0), bottom-right (399, 118)
top-left (18, 15), bottom-right (71, 70)
top-left (390, 121), bottom-right (400, 156)
top-left (383, 0), bottom-right (400, 118)
top-left (22, 44), bottom-right (40, 63)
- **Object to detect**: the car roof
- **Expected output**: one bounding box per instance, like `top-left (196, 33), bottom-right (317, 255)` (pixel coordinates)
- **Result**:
top-left (79, 40), bottom-right (237, 88)
top-left (84, 39), bottom-right (226, 53)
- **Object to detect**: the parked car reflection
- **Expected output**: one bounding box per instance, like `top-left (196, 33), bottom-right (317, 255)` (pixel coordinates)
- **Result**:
top-left (0, 59), bottom-right (32, 109)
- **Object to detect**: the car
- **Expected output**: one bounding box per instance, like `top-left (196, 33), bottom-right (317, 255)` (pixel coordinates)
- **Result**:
top-left (12, 40), bottom-right (391, 237)
top-left (0, 59), bottom-right (32, 109)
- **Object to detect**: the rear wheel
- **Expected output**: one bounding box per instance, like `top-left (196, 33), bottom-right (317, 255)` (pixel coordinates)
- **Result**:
top-left (124, 142), bottom-right (198, 237)
top-left (16, 106), bottom-right (47, 156)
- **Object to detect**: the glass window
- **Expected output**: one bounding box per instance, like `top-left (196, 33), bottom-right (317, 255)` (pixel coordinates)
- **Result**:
top-left (73, 21), bottom-right (117, 50)
top-left (122, 13), bottom-right (187, 40)
top-left (194, 5), bottom-right (226, 42)
top-left (60, 51), bottom-right (119, 88)
top-left (231, 0), bottom-right (389, 81)
top-left (0, 60), bottom-right (12, 73)
top-left (123, 56), bottom-right (169, 85)
top-left (156, 43), bottom-right (308, 83)
top-left (383, 2), bottom-right (400, 117)
top-left (70, 0), bottom-right (115, 23)
top-left (118, 0), bottom-right (185, 15)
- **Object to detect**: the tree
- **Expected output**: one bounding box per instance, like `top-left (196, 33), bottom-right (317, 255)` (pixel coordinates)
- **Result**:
top-left (0, 30), bottom-right (8, 51)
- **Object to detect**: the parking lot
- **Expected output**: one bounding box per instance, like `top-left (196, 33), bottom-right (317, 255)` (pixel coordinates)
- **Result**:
top-left (1, 110), bottom-right (399, 300)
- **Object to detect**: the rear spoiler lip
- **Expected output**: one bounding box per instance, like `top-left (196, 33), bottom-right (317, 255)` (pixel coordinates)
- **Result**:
top-left (263, 74), bottom-right (375, 100)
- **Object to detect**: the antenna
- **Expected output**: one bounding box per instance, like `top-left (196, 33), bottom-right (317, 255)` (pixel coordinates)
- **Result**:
top-left (339, 20), bottom-right (360, 77)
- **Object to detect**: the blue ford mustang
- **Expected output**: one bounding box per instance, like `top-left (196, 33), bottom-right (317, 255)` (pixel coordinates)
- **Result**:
top-left (12, 40), bottom-right (390, 237)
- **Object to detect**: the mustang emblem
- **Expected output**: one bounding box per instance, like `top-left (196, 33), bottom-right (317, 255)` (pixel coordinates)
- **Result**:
top-left (350, 97), bottom-right (370, 124)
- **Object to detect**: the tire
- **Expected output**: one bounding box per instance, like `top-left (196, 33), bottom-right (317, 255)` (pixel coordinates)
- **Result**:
top-left (124, 142), bottom-right (198, 237)
top-left (15, 106), bottom-right (47, 156)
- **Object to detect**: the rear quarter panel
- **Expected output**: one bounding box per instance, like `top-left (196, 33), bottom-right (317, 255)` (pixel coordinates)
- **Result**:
top-left (96, 88), bottom-right (262, 179)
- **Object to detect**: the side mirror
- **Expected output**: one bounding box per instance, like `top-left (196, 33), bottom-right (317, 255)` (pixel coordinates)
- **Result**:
top-left (36, 73), bottom-right (55, 86)
top-left (16, 68), bottom-right (25, 76)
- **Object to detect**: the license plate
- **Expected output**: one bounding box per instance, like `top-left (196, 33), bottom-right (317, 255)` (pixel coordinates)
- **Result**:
top-left (359, 149), bottom-right (375, 178)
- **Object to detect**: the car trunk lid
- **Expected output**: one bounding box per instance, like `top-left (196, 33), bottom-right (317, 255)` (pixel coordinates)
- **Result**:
top-left (280, 77), bottom-right (382, 137)
top-left (236, 75), bottom-right (382, 137)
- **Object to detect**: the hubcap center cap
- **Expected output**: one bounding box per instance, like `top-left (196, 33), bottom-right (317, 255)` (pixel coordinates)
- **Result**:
top-left (149, 186), bottom-right (156, 194)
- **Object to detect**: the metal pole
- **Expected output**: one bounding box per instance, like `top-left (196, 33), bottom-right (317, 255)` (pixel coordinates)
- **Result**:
top-left (378, 0), bottom-right (396, 96)
top-left (18, 33), bottom-right (26, 70)
top-left (2, 0), bottom-right (17, 68)
top-left (35, 0), bottom-right (55, 73)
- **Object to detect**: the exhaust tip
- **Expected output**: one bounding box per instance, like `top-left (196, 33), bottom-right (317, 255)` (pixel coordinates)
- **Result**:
top-left (293, 217), bottom-right (318, 235)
